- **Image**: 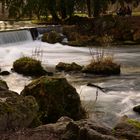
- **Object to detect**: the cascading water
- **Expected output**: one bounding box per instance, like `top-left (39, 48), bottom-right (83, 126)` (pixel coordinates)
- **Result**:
top-left (0, 29), bottom-right (33, 45)
top-left (0, 28), bottom-right (140, 127)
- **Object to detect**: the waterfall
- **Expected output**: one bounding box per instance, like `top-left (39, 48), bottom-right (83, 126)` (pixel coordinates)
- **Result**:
top-left (0, 29), bottom-right (33, 45)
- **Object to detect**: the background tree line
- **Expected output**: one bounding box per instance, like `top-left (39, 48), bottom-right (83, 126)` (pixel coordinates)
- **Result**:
top-left (0, 0), bottom-right (139, 20)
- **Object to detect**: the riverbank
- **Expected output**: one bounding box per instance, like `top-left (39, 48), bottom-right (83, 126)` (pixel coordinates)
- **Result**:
top-left (0, 115), bottom-right (140, 140)
top-left (40, 15), bottom-right (140, 47)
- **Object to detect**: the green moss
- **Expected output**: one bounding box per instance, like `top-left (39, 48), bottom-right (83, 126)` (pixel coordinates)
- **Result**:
top-left (0, 102), bottom-right (14, 114)
top-left (29, 115), bottom-right (42, 128)
top-left (21, 77), bottom-right (86, 124)
top-left (13, 57), bottom-right (45, 76)
top-left (127, 119), bottom-right (140, 131)
top-left (112, 128), bottom-right (116, 135)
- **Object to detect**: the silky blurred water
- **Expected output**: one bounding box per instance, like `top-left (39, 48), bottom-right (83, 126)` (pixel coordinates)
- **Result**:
top-left (0, 40), bottom-right (140, 127)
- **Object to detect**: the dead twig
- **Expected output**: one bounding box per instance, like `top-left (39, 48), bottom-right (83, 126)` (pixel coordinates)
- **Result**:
top-left (87, 82), bottom-right (107, 93)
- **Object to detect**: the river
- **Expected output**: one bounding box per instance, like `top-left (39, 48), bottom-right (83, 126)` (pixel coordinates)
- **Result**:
top-left (0, 40), bottom-right (140, 127)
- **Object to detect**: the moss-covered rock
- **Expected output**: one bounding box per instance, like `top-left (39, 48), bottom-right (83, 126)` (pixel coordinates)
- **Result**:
top-left (21, 76), bottom-right (86, 124)
top-left (0, 96), bottom-right (39, 131)
top-left (127, 119), bottom-right (140, 131)
top-left (114, 116), bottom-right (140, 140)
top-left (82, 60), bottom-right (120, 75)
top-left (13, 57), bottom-right (46, 76)
top-left (0, 80), bottom-right (39, 131)
top-left (56, 62), bottom-right (83, 72)
top-left (42, 31), bottom-right (63, 44)
top-left (0, 79), bottom-right (9, 90)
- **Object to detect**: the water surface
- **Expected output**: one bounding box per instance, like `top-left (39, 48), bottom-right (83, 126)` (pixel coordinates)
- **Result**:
top-left (0, 41), bottom-right (140, 126)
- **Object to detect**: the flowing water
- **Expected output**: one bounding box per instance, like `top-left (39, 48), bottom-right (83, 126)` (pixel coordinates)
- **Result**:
top-left (0, 30), bottom-right (140, 127)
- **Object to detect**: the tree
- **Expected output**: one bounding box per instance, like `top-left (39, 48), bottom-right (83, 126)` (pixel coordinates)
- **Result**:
top-left (5, 0), bottom-right (25, 18)
top-left (47, 0), bottom-right (60, 21)
top-left (87, 0), bottom-right (91, 17)
top-left (66, 0), bottom-right (75, 17)
top-left (59, 0), bottom-right (67, 19)
top-left (1, 0), bottom-right (139, 20)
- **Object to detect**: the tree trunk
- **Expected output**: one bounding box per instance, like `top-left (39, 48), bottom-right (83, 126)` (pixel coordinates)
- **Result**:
top-left (60, 0), bottom-right (67, 19)
top-left (48, 0), bottom-right (60, 22)
top-left (2, 0), bottom-right (5, 14)
top-left (86, 0), bottom-right (91, 17)
top-left (93, 0), bottom-right (100, 17)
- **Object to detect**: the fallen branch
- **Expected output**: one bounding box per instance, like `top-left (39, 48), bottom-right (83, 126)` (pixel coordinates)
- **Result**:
top-left (87, 82), bottom-right (107, 93)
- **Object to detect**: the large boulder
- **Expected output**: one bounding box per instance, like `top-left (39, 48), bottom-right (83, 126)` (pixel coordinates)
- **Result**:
top-left (0, 117), bottom-right (117, 140)
top-left (13, 57), bottom-right (47, 76)
top-left (21, 76), bottom-right (86, 124)
top-left (1, 116), bottom-right (140, 140)
top-left (61, 120), bottom-right (116, 140)
top-left (0, 79), bottom-right (39, 131)
top-left (56, 62), bottom-right (83, 72)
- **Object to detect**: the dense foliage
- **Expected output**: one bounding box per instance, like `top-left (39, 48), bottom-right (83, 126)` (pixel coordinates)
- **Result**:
top-left (0, 0), bottom-right (139, 20)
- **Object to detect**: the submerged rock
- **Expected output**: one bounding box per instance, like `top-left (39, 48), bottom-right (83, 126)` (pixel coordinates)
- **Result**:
top-left (133, 105), bottom-right (140, 114)
top-left (0, 79), bottom-right (39, 131)
top-left (21, 76), bottom-right (86, 124)
top-left (0, 71), bottom-right (10, 76)
top-left (56, 62), bottom-right (83, 72)
top-left (13, 57), bottom-right (47, 76)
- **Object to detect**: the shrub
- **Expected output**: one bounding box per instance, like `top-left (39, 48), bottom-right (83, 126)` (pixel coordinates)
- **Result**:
top-left (82, 49), bottom-right (120, 75)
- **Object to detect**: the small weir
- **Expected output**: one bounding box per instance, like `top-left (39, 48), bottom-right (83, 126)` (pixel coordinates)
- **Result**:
top-left (0, 29), bottom-right (33, 45)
